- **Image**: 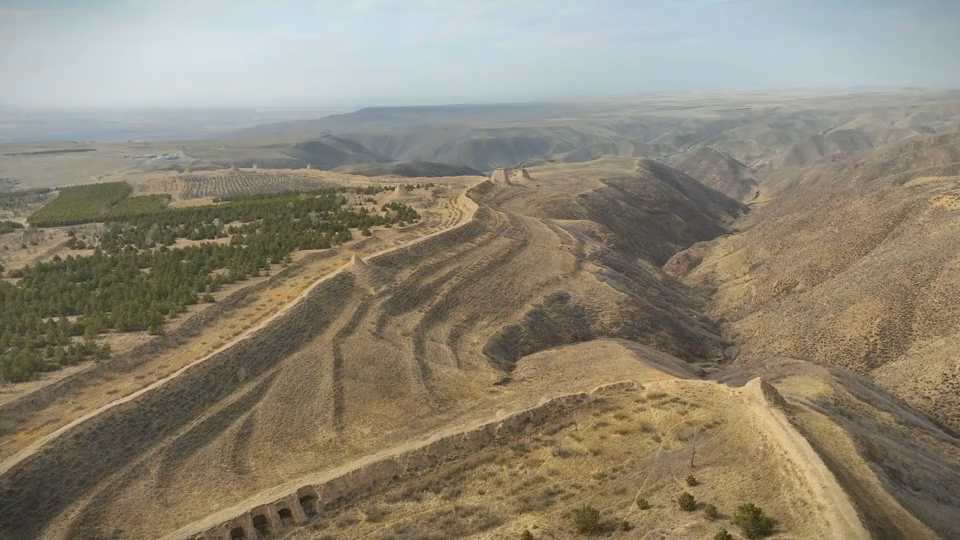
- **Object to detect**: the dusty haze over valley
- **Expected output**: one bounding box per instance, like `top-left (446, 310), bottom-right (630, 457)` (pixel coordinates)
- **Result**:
top-left (1, 1), bottom-right (960, 540)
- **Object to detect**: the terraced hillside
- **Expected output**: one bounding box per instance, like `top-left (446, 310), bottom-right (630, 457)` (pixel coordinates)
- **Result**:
top-left (175, 349), bottom-right (958, 540)
top-left (0, 159), bottom-right (744, 539)
top-left (1, 151), bottom-right (958, 540)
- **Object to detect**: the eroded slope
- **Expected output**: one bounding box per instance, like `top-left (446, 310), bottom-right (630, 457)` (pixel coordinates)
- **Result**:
top-left (0, 160), bottom-right (738, 539)
top-left (681, 134), bottom-right (960, 430)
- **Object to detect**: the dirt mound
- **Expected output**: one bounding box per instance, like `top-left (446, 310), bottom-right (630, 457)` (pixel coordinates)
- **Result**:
top-left (488, 167), bottom-right (531, 186)
top-left (663, 241), bottom-right (711, 278)
top-left (511, 167), bottom-right (532, 180)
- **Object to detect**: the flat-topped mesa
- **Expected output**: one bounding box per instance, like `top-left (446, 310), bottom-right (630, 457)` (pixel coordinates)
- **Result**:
top-left (489, 168), bottom-right (512, 185)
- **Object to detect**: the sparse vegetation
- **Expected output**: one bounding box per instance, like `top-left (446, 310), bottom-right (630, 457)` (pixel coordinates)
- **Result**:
top-left (0, 220), bottom-right (23, 235)
top-left (618, 518), bottom-right (632, 531)
top-left (686, 475), bottom-right (699, 487)
top-left (573, 506), bottom-right (601, 534)
top-left (635, 497), bottom-right (650, 510)
top-left (704, 503), bottom-right (719, 520)
top-left (0, 188), bottom-right (50, 212)
top-left (521, 530), bottom-right (534, 540)
top-left (678, 491), bottom-right (697, 511)
top-left (714, 529), bottom-right (734, 540)
top-left (733, 503), bottom-right (775, 538)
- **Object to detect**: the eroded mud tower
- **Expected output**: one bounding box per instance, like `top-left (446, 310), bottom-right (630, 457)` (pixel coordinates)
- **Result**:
top-left (489, 168), bottom-right (512, 185)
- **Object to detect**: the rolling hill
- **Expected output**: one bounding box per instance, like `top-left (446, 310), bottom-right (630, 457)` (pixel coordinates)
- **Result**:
top-left (2, 91), bottom-right (960, 539)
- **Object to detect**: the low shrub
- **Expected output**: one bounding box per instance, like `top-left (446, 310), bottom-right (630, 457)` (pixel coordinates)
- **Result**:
top-left (679, 492), bottom-right (697, 511)
top-left (714, 529), bottom-right (734, 540)
top-left (733, 503), bottom-right (775, 538)
top-left (573, 506), bottom-right (601, 534)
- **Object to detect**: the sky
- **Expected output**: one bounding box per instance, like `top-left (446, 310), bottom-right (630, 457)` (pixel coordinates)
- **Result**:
top-left (1, 0), bottom-right (960, 108)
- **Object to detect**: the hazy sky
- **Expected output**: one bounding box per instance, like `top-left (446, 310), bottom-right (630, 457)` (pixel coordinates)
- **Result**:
top-left (2, 0), bottom-right (959, 108)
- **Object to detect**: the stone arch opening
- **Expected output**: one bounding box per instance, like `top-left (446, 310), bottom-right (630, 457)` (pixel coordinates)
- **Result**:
top-left (278, 507), bottom-right (294, 524)
top-left (298, 493), bottom-right (319, 516)
top-left (252, 513), bottom-right (270, 536)
top-left (229, 526), bottom-right (246, 539)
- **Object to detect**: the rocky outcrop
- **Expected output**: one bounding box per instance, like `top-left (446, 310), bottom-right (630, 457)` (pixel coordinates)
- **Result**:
top-left (663, 241), bottom-right (717, 278)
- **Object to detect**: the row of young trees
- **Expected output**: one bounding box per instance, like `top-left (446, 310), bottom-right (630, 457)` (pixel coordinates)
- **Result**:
top-left (1, 187), bottom-right (423, 382)
top-left (27, 182), bottom-right (133, 227)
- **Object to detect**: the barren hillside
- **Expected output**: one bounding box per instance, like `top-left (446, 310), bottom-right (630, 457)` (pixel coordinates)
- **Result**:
top-left (2, 92), bottom-right (960, 540)
top-left (0, 159), bottom-right (744, 539)
top-left (679, 134), bottom-right (960, 431)
top-left (668, 146), bottom-right (757, 200)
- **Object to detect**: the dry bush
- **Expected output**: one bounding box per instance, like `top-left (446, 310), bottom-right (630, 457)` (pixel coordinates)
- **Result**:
top-left (679, 492), bottom-right (697, 511)
top-left (573, 506), bottom-right (601, 534)
top-left (733, 503), bottom-right (775, 538)
top-left (704, 503), bottom-right (719, 520)
top-left (714, 529), bottom-right (734, 540)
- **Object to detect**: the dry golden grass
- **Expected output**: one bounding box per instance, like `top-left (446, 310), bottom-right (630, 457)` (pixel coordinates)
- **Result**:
top-left (279, 383), bottom-right (824, 540)
top-left (1, 133), bottom-right (960, 540)
top-left (682, 140), bottom-right (960, 431)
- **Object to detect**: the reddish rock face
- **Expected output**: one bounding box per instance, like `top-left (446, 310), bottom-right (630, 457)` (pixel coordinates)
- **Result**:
top-left (663, 246), bottom-right (705, 277)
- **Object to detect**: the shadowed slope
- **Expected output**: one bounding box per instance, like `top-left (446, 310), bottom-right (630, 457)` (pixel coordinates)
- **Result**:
top-left (683, 134), bottom-right (960, 431)
top-left (668, 146), bottom-right (757, 200)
